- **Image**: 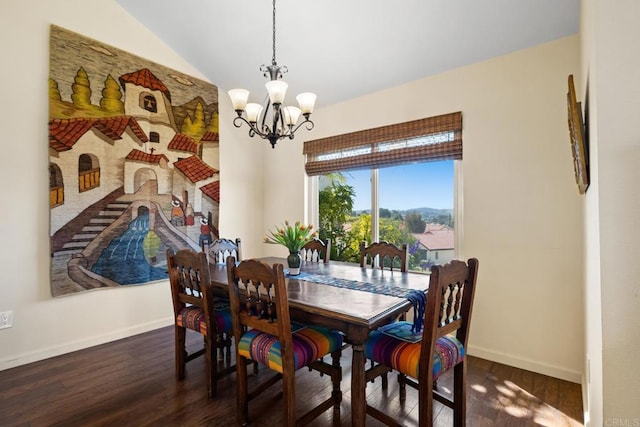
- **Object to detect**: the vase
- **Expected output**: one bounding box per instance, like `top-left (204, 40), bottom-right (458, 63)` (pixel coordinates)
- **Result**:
top-left (287, 251), bottom-right (302, 275)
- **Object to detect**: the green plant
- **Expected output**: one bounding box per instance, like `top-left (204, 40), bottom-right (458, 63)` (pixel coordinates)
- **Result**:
top-left (264, 221), bottom-right (317, 252)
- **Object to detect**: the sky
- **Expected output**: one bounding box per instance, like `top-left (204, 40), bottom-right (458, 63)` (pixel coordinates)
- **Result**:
top-left (344, 161), bottom-right (454, 211)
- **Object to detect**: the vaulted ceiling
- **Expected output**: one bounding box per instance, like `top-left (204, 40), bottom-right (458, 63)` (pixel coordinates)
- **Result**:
top-left (116, 0), bottom-right (580, 108)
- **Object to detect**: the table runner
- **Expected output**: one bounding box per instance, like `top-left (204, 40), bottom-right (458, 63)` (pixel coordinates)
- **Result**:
top-left (287, 271), bottom-right (426, 333)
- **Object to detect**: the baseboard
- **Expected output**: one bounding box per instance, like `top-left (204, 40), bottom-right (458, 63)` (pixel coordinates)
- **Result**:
top-left (467, 344), bottom-right (583, 384)
top-left (0, 317), bottom-right (174, 371)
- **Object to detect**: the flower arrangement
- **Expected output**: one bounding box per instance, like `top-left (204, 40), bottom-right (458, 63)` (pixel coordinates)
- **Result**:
top-left (264, 220), bottom-right (318, 253)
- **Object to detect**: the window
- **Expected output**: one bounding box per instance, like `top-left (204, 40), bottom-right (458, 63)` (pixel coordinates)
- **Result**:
top-left (306, 112), bottom-right (462, 271)
top-left (49, 163), bottom-right (64, 207)
top-left (141, 93), bottom-right (157, 113)
top-left (78, 153), bottom-right (100, 192)
top-left (149, 132), bottom-right (160, 143)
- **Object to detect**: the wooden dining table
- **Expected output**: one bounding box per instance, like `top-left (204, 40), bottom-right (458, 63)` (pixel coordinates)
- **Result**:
top-left (209, 257), bottom-right (430, 427)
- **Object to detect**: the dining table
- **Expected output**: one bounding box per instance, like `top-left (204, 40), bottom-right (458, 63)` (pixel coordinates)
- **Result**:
top-left (208, 257), bottom-right (430, 427)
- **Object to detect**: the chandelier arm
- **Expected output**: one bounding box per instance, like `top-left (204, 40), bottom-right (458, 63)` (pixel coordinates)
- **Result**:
top-left (232, 116), bottom-right (269, 139)
top-left (289, 118), bottom-right (315, 135)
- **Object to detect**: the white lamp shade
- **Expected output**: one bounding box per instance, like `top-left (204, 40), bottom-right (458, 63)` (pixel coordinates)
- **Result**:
top-left (228, 88), bottom-right (249, 111)
top-left (245, 103), bottom-right (263, 123)
top-left (296, 92), bottom-right (317, 114)
top-left (265, 80), bottom-right (288, 104)
top-left (283, 106), bottom-right (302, 126)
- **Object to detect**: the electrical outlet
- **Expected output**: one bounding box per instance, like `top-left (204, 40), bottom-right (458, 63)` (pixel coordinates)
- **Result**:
top-left (0, 311), bottom-right (13, 329)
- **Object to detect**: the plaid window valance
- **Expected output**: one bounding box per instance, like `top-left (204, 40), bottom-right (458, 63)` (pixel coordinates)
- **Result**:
top-left (303, 111), bottom-right (462, 176)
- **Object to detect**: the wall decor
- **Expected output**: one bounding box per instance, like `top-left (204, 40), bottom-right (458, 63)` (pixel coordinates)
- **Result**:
top-left (566, 74), bottom-right (589, 194)
top-left (49, 25), bottom-right (220, 296)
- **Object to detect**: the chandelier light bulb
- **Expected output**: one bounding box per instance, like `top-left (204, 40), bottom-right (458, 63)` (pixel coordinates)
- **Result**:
top-left (245, 103), bottom-right (263, 123)
top-left (265, 80), bottom-right (288, 104)
top-left (228, 88), bottom-right (249, 111)
top-left (283, 106), bottom-right (302, 126)
top-left (296, 92), bottom-right (317, 114)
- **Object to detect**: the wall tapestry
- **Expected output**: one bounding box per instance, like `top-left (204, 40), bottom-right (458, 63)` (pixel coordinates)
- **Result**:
top-left (49, 25), bottom-right (220, 297)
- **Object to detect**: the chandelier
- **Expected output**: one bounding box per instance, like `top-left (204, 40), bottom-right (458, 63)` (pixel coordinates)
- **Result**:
top-left (228, 0), bottom-right (316, 148)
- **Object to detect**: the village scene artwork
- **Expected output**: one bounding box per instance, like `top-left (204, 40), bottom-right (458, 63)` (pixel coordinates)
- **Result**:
top-left (49, 25), bottom-right (220, 297)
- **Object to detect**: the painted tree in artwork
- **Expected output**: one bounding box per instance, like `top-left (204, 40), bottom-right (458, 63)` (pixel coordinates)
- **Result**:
top-left (181, 102), bottom-right (206, 137)
top-left (49, 78), bottom-right (61, 101)
top-left (99, 74), bottom-right (124, 115)
top-left (71, 67), bottom-right (92, 108)
top-left (207, 111), bottom-right (219, 133)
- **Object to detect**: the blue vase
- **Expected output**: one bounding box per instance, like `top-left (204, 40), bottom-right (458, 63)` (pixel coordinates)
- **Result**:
top-left (287, 251), bottom-right (301, 275)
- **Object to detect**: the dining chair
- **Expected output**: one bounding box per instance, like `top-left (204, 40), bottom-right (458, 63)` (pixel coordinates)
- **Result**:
top-left (359, 241), bottom-right (408, 272)
top-left (301, 238), bottom-right (331, 263)
top-left (226, 257), bottom-right (343, 426)
top-left (364, 258), bottom-right (480, 427)
top-left (166, 248), bottom-right (235, 399)
top-left (203, 237), bottom-right (241, 265)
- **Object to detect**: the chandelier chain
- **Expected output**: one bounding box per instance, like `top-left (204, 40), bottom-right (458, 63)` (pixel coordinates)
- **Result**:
top-left (271, 0), bottom-right (277, 65)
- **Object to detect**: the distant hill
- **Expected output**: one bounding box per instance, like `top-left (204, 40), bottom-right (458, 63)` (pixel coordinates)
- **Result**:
top-left (354, 207), bottom-right (452, 219)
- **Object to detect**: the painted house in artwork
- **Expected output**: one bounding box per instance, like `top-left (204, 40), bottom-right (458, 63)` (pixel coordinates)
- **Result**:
top-left (50, 67), bottom-right (220, 234)
top-left (49, 63), bottom-right (220, 293)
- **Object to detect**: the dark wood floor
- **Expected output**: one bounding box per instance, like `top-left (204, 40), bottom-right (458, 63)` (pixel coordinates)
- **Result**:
top-left (0, 326), bottom-right (583, 426)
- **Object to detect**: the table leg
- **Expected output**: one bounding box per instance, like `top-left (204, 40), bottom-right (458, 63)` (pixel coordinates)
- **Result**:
top-left (350, 342), bottom-right (367, 427)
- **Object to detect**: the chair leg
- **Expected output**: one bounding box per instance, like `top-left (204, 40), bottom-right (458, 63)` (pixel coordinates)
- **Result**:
top-left (282, 369), bottom-right (297, 426)
top-left (205, 333), bottom-right (217, 399)
top-left (419, 377), bottom-right (434, 427)
top-left (175, 326), bottom-right (186, 380)
top-left (236, 355), bottom-right (249, 426)
top-left (452, 361), bottom-right (467, 427)
top-left (331, 350), bottom-right (342, 423)
top-left (398, 373), bottom-right (406, 402)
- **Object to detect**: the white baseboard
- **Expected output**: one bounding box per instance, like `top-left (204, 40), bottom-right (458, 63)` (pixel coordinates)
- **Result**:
top-left (0, 317), bottom-right (174, 371)
top-left (467, 344), bottom-right (583, 384)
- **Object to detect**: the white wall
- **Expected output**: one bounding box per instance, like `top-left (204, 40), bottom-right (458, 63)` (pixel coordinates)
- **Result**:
top-left (583, 1), bottom-right (640, 425)
top-left (264, 36), bottom-right (585, 382)
top-left (0, 0), bottom-right (263, 370)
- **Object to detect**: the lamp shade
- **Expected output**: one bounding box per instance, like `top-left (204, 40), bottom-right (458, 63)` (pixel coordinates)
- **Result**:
top-left (265, 80), bottom-right (288, 104)
top-left (296, 92), bottom-right (317, 114)
top-left (245, 103), bottom-right (263, 123)
top-left (283, 106), bottom-right (302, 126)
top-left (228, 88), bottom-right (249, 111)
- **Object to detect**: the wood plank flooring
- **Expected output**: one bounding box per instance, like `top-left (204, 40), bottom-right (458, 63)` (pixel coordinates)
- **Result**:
top-left (0, 326), bottom-right (583, 426)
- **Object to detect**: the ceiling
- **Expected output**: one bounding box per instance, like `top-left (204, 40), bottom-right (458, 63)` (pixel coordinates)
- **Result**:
top-left (115, 0), bottom-right (580, 109)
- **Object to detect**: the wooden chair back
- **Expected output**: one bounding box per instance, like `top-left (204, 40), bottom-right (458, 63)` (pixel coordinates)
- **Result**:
top-left (226, 257), bottom-right (294, 357)
top-left (422, 258), bottom-right (479, 355)
top-left (167, 248), bottom-right (213, 322)
top-left (204, 238), bottom-right (241, 265)
top-left (359, 241), bottom-right (408, 272)
top-left (301, 238), bottom-right (331, 263)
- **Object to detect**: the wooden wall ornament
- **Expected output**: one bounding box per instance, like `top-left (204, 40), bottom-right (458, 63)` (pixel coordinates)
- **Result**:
top-left (567, 74), bottom-right (589, 194)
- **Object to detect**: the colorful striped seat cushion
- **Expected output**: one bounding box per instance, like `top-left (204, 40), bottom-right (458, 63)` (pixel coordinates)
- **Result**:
top-left (238, 326), bottom-right (343, 374)
top-left (176, 305), bottom-right (233, 336)
top-left (364, 330), bottom-right (465, 380)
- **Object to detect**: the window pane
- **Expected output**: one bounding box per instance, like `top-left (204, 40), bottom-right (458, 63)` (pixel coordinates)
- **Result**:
top-left (318, 160), bottom-right (455, 270)
top-left (380, 161), bottom-right (454, 271)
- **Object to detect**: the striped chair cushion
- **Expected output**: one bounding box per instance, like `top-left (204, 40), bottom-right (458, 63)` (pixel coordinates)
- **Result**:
top-left (176, 306), bottom-right (233, 336)
top-left (238, 326), bottom-right (343, 374)
top-left (364, 331), bottom-right (465, 380)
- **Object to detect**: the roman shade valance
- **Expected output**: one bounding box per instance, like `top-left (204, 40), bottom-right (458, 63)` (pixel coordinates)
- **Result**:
top-left (303, 111), bottom-right (462, 176)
